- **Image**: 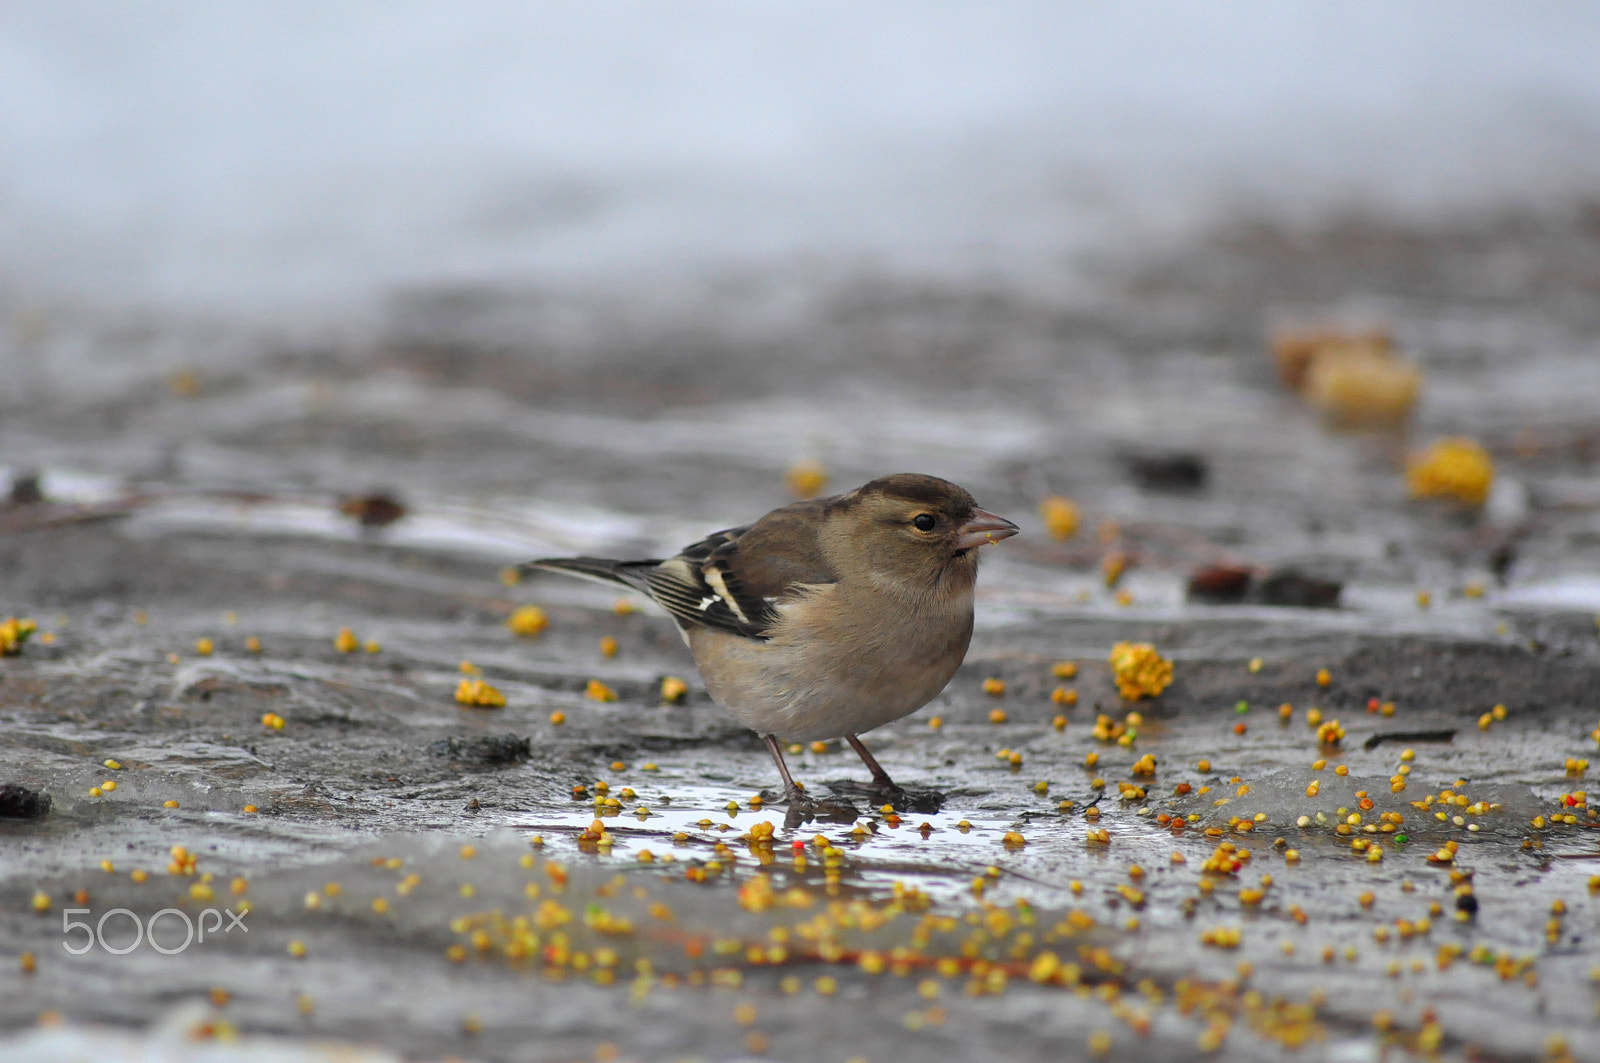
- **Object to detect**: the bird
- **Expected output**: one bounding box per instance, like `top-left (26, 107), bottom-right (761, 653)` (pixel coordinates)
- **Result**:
top-left (521, 473), bottom-right (1018, 823)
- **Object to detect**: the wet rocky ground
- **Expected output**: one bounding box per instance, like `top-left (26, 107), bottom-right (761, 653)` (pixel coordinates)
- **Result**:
top-left (4, 208), bottom-right (1600, 1062)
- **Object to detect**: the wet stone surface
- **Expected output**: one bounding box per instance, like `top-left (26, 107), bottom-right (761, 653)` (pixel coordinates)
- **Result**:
top-left (4, 212), bottom-right (1600, 1062)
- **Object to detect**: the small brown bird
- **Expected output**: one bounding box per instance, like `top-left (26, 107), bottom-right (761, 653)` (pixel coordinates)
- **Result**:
top-left (523, 473), bottom-right (1018, 822)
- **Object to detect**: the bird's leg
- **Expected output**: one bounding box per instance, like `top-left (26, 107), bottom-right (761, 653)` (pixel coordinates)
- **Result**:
top-left (763, 734), bottom-right (859, 827)
top-left (844, 733), bottom-right (944, 813)
top-left (762, 733), bottom-right (807, 804)
top-left (845, 734), bottom-right (897, 789)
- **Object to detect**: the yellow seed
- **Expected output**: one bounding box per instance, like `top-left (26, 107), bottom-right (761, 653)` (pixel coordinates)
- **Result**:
top-left (195, 637), bottom-right (214, 656)
top-left (30, 891), bottom-right (50, 913)
top-left (1197, 759), bottom-right (1211, 773)
top-left (1248, 657), bottom-right (1263, 673)
top-left (287, 940), bottom-right (307, 958)
top-left (785, 460), bottom-right (828, 500)
top-left (363, 640), bottom-right (380, 654)
top-left (334, 627), bottom-right (358, 653)
top-left (599, 635), bottom-right (618, 658)
top-left (1315, 668), bottom-right (1331, 688)
top-left (1108, 641), bottom-right (1172, 700)
top-left (988, 708), bottom-right (1007, 724)
top-left (660, 676), bottom-right (688, 703)
top-left (245, 636), bottom-right (262, 653)
top-left (1038, 496), bottom-right (1080, 540)
top-left (103, 759), bottom-right (122, 771)
top-left (549, 711), bottom-right (566, 725)
top-left (507, 605), bottom-right (548, 638)
top-left (928, 715), bottom-right (943, 730)
top-left (1408, 437), bottom-right (1494, 507)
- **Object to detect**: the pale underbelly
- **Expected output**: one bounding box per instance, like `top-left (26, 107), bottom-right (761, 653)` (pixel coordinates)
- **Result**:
top-left (691, 628), bottom-right (962, 742)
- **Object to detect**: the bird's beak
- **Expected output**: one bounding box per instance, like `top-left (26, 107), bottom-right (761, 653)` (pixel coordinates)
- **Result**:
top-left (954, 508), bottom-right (1020, 551)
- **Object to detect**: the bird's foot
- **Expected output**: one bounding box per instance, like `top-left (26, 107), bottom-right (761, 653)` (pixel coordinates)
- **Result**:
top-left (779, 786), bottom-right (860, 829)
top-left (825, 779), bottom-right (944, 814)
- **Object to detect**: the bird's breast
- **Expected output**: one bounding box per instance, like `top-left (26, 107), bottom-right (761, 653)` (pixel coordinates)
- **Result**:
top-left (686, 582), bottom-right (974, 740)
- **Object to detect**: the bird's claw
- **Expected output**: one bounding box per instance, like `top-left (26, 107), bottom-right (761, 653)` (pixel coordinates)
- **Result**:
top-left (877, 784), bottom-right (944, 814)
top-left (780, 787), bottom-right (860, 828)
top-left (822, 779), bottom-right (945, 814)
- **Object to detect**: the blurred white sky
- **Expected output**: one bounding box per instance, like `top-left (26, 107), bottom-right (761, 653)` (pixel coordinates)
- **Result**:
top-left (3, 2), bottom-right (1599, 318)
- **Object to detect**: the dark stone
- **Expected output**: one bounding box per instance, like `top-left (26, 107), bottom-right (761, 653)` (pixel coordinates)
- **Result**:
top-left (1187, 564), bottom-right (1254, 603)
top-left (1252, 570), bottom-right (1343, 608)
top-left (339, 492), bottom-right (408, 528)
top-left (1185, 565), bottom-right (1342, 608)
top-left (1122, 451), bottom-right (1208, 491)
top-left (428, 734), bottom-right (532, 765)
top-left (1490, 539), bottom-right (1517, 584)
top-left (0, 783), bottom-right (51, 818)
top-left (8, 473), bottom-right (44, 505)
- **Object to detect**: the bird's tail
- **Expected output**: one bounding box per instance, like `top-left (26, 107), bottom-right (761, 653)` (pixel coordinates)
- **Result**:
top-left (519, 557), bottom-right (660, 595)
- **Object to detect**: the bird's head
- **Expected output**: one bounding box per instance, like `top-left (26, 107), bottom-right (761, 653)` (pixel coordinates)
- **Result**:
top-left (823, 473), bottom-right (1018, 597)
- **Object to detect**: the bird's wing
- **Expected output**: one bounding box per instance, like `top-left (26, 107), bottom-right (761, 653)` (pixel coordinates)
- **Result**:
top-left (645, 500), bottom-right (839, 640)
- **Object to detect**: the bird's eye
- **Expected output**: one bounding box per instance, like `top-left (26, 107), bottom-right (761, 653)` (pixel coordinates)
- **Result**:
top-left (912, 513), bottom-right (937, 532)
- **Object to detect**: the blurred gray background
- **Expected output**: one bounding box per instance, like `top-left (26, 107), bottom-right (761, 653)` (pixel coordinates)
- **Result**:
top-left (3, 2), bottom-right (1599, 325)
